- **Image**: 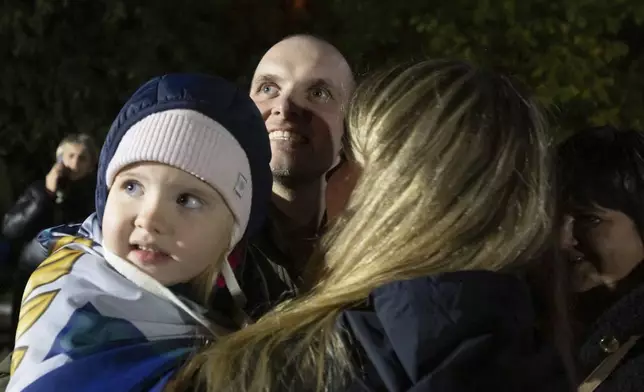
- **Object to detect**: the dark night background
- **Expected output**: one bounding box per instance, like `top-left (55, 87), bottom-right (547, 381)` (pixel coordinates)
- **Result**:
top-left (1, 0), bottom-right (643, 193)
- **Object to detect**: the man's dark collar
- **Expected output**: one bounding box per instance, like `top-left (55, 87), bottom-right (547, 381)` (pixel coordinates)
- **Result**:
top-left (252, 202), bottom-right (327, 276)
top-left (266, 202), bottom-right (327, 239)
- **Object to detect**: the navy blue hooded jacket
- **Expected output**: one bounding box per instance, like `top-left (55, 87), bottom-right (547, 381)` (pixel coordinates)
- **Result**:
top-left (340, 271), bottom-right (568, 392)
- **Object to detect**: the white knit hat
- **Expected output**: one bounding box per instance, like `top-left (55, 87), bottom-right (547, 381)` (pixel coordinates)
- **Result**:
top-left (105, 109), bottom-right (252, 248)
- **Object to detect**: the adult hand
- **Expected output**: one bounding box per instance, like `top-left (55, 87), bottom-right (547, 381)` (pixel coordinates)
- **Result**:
top-left (45, 162), bottom-right (66, 194)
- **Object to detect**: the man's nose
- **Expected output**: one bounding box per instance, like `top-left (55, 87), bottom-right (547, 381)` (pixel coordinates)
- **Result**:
top-left (67, 156), bottom-right (79, 171)
top-left (271, 94), bottom-right (303, 118)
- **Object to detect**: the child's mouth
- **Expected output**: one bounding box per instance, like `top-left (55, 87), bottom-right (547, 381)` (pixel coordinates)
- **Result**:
top-left (129, 244), bottom-right (172, 265)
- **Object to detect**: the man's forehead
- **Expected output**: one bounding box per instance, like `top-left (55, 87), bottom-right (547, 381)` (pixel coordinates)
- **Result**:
top-left (63, 142), bottom-right (88, 154)
top-left (256, 59), bottom-right (335, 81)
top-left (255, 58), bottom-right (348, 87)
top-left (253, 44), bottom-right (353, 93)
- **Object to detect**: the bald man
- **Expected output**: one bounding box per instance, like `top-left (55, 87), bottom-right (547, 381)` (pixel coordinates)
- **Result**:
top-left (251, 35), bottom-right (354, 229)
top-left (218, 35), bottom-right (355, 319)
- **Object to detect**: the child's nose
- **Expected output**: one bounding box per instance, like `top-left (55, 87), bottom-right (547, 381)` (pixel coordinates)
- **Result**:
top-left (134, 202), bottom-right (170, 235)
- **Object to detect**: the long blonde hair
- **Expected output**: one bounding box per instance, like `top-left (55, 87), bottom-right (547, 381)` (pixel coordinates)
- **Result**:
top-left (169, 60), bottom-right (554, 391)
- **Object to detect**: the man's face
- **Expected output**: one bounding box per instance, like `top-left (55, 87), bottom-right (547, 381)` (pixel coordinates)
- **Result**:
top-left (60, 142), bottom-right (93, 181)
top-left (250, 38), bottom-right (353, 183)
top-left (562, 206), bottom-right (644, 291)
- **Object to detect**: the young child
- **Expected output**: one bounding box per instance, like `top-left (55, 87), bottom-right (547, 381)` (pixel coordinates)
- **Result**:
top-left (7, 73), bottom-right (271, 392)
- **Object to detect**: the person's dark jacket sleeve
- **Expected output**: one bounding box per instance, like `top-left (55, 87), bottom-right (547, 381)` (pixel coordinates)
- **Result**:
top-left (1, 181), bottom-right (55, 241)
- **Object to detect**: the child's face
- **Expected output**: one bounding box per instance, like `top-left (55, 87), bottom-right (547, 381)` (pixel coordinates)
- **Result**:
top-left (102, 162), bottom-right (234, 286)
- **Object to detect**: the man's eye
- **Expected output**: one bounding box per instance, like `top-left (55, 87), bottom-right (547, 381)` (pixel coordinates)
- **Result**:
top-left (259, 83), bottom-right (278, 96)
top-left (309, 87), bottom-right (332, 103)
top-left (177, 194), bottom-right (203, 209)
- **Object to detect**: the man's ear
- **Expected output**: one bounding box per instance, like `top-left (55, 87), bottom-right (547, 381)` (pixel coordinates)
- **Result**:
top-left (332, 150), bottom-right (342, 168)
top-left (55, 143), bottom-right (66, 163)
top-left (335, 120), bottom-right (349, 165)
top-left (326, 148), bottom-right (346, 181)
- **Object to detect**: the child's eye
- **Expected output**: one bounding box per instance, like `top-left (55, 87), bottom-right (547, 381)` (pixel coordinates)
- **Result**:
top-left (177, 193), bottom-right (203, 209)
top-left (123, 180), bottom-right (143, 196)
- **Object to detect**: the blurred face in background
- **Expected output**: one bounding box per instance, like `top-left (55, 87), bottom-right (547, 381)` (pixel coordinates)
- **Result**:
top-left (563, 207), bottom-right (644, 292)
top-left (58, 142), bottom-right (93, 181)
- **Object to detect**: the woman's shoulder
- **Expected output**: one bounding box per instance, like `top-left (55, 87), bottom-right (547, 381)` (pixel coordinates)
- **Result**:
top-left (351, 270), bottom-right (535, 336)
top-left (579, 283), bottom-right (644, 392)
top-left (339, 271), bottom-right (561, 391)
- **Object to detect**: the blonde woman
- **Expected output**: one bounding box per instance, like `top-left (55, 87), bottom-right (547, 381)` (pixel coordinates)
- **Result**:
top-left (169, 60), bottom-right (561, 391)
